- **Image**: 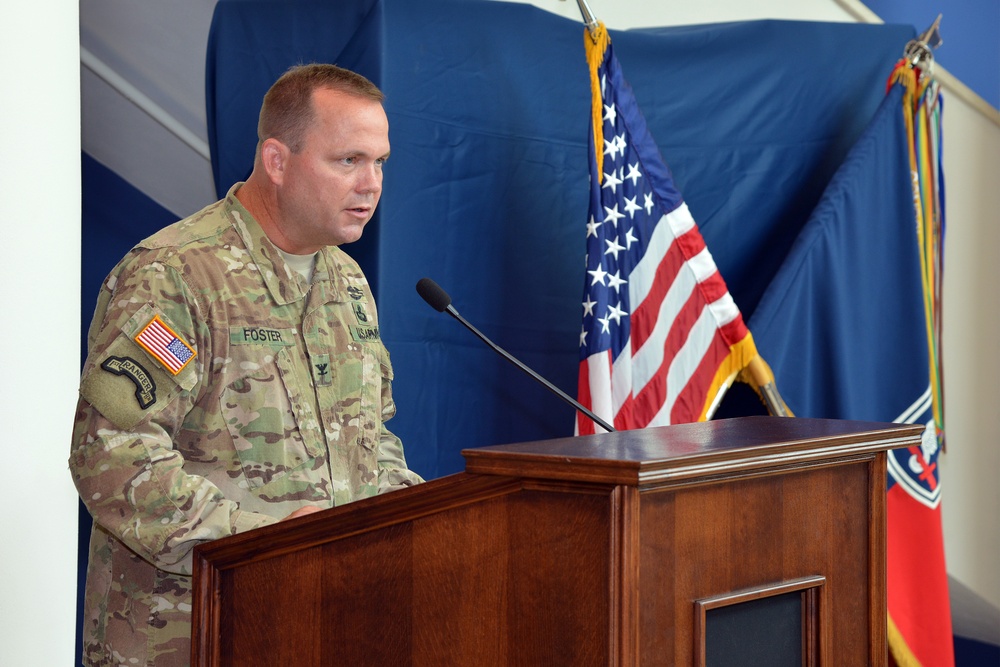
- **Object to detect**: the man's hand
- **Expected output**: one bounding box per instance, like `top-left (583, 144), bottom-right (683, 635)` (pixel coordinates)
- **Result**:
top-left (281, 505), bottom-right (324, 521)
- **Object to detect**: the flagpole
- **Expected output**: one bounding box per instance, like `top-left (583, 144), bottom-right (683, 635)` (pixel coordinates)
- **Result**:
top-left (575, 0), bottom-right (600, 41)
top-left (744, 356), bottom-right (793, 417)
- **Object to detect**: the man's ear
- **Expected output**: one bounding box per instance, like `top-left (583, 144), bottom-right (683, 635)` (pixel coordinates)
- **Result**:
top-left (260, 138), bottom-right (289, 185)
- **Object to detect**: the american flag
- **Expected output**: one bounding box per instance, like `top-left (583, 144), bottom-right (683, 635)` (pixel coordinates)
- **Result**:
top-left (577, 24), bottom-right (759, 435)
top-left (135, 315), bottom-right (197, 374)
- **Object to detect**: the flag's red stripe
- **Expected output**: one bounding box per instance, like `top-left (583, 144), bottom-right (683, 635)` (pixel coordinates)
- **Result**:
top-left (615, 397), bottom-right (637, 430)
top-left (693, 270), bottom-right (750, 347)
top-left (577, 360), bottom-right (597, 436)
top-left (626, 289), bottom-right (713, 427)
top-left (673, 223), bottom-right (708, 262)
top-left (631, 225), bottom-right (713, 352)
top-left (147, 326), bottom-right (173, 345)
top-left (695, 270), bottom-right (729, 306)
top-left (140, 332), bottom-right (174, 353)
top-left (716, 315), bottom-right (749, 348)
top-left (630, 241), bottom-right (685, 350)
top-left (667, 333), bottom-right (732, 424)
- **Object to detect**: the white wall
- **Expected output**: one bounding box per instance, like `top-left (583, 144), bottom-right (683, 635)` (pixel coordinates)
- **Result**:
top-left (0, 0), bottom-right (81, 665)
top-left (519, 0), bottom-right (1000, 636)
top-left (936, 91), bottom-right (1000, 636)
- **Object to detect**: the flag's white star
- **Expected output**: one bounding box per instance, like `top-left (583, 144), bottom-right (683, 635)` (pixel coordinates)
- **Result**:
top-left (597, 315), bottom-right (611, 334)
top-left (604, 138), bottom-right (618, 160)
top-left (607, 302), bottom-right (627, 324)
top-left (625, 162), bottom-right (642, 185)
top-left (644, 192), bottom-right (655, 215)
top-left (615, 134), bottom-right (627, 155)
top-left (602, 103), bottom-right (617, 126)
top-left (624, 195), bottom-right (642, 219)
top-left (586, 216), bottom-right (602, 238)
top-left (604, 135), bottom-right (625, 160)
top-left (603, 204), bottom-right (625, 227)
top-left (624, 227), bottom-right (638, 249)
top-left (582, 296), bottom-right (597, 317)
top-left (588, 264), bottom-right (608, 286)
top-left (602, 167), bottom-right (623, 194)
top-left (607, 271), bottom-right (627, 292)
top-left (604, 237), bottom-right (625, 260)
top-left (579, 327), bottom-right (589, 347)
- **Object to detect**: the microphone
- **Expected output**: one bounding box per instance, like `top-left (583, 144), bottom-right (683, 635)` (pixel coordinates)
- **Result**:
top-left (416, 277), bottom-right (616, 433)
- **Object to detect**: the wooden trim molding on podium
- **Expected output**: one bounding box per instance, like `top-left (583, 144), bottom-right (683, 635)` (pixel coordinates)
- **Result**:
top-left (191, 416), bottom-right (922, 666)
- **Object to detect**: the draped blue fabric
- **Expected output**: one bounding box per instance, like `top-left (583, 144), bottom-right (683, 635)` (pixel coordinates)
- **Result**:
top-left (195, 0), bottom-right (914, 479)
top-left (749, 83), bottom-right (927, 424)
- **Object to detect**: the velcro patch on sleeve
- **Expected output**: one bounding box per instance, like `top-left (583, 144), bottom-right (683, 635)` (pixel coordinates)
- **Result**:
top-left (81, 337), bottom-right (179, 430)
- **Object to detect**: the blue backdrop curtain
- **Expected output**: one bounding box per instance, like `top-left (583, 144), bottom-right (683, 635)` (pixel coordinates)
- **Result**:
top-left (84, 0), bottom-right (914, 483)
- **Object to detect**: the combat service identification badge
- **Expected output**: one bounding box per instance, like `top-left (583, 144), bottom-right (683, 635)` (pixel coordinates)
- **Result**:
top-left (135, 315), bottom-right (196, 375)
top-left (352, 301), bottom-right (370, 324)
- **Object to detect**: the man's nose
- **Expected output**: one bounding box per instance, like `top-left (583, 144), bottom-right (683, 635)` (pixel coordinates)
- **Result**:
top-left (357, 164), bottom-right (382, 194)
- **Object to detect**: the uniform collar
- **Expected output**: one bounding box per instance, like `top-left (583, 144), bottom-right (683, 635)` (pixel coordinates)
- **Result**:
top-left (223, 183), bottom-right (349, 306)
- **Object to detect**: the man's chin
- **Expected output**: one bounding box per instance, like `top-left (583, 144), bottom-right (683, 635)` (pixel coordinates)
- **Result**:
top-left (330, 222), bottom-right (368, 247)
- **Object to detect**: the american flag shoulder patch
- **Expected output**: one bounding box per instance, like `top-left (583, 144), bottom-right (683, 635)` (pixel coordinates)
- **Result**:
top-left (134, 314), bottom-right (197, 375)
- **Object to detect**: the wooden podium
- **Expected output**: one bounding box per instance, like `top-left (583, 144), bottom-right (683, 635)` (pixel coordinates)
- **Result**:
top-left (191, 416), bottom-right (921, 666)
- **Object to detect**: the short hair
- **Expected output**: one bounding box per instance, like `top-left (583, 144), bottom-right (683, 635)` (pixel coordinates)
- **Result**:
top-left (256, 63), bottom-right (384, 156)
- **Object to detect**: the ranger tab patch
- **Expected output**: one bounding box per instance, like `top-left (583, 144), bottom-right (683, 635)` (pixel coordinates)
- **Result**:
top-left (101, 356), bottom-right (157, 408)
top-left (135, 315), bottom-right (196, 375)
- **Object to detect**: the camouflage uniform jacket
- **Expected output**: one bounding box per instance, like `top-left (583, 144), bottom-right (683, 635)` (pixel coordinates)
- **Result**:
top-left (70, 184), bottom-right (423, 666)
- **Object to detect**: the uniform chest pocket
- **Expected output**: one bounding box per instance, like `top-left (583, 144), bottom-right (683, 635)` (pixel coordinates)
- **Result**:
top-left (221, 348), bottom-right (322, 489)
top-left (321, 347), bottom-right (382, 454)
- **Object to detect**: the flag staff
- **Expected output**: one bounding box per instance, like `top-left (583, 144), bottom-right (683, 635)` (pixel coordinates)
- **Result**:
top-left (575, 0), bottom-right (600, 41)
top-left (741, 357), bottom-right (792, 417)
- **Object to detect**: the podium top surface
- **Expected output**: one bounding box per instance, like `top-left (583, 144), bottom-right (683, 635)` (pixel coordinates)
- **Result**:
top-left (462, 416), bottom-right (923, 486)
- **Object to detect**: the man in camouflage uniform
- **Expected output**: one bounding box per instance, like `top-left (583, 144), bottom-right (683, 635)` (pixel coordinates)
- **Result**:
top-left (70, 64), bottom-right (423, 666)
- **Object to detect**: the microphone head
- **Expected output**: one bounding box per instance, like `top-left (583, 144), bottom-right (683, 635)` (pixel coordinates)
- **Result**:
top-left (416, 277), bottom-right (452, 312)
